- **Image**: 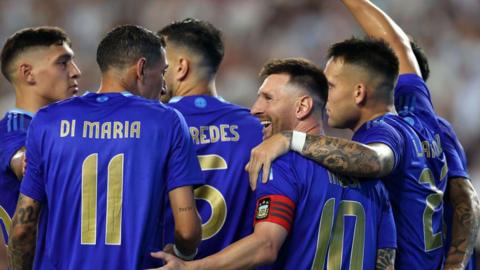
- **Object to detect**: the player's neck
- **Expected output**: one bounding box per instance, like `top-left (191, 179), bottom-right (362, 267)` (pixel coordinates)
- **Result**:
top-left (295, 117), bottom-right (324, 136)
top-left (175, 79), bottom-right (217, 97)
top-left (97, 74), bottom-right (130, 94)
top-left (352, 106), bottom-right (391, 132)
top-left (14, 87), bottom-right (50, 114)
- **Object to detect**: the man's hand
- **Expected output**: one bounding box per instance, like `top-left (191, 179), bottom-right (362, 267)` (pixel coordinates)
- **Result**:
top-left (245, 132), bottom-right (291, 190)
top-left (147, 251), bottom-right (190, 270)
top-left (163, 244), bottom-right (174, 255)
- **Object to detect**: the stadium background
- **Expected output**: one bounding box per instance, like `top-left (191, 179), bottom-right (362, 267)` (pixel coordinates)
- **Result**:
top-left (0, 0), bottom-right (479, 191)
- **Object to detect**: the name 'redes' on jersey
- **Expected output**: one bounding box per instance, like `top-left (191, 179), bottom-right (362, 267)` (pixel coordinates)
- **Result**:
top-left (439, 117), bottom-right (476, 270)
top-left (254, 152), bottom-right (396, 270)
top-left (167, 95), bottom-right (263, 258)
top-left (20, 92), bottom-right (204, 270)
top-left (353, 112), bottom-right (448, 270)
top-left (0, 110), bottom-right (32, 244)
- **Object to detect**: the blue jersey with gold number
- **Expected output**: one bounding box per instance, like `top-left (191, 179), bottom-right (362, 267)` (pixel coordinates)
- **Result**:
top-left (20, 92), bottom-right (204, 269)
top-left (353, 112), bottom-right (448, 270)
top-left (166, 95), bottom-right (263, 258)
top-left (254, 152), bottom-right (396, 269)
top-left (0, 109), bottom-right (32, 245)
top-left (354, 73), bottom-right (448, 269)
top-left (439, 117), bottom-right (475, 270)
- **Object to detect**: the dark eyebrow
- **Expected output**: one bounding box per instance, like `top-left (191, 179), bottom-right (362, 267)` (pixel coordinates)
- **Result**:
top-left (55, 53), bottom-right (73, 62)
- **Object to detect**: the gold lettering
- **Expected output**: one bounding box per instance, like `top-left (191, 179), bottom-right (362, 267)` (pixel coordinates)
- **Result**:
top-left (83, 121), bottom-right (100, 139)
top-left (422, 141), bottom-right (430, 158)
top-left (60, 120), bottom-right (70, 137)
top-left (220, 124), bottom-right (230, 142)
top-left (113, 121), bottom-right (123, 139)
top-left (124, 121), bottom-right (129, 138)
top-left (71, 120), bottom-right (76, 137)
top-left (199, 126), bottom-right (210, 144)
top-left (190, 127), bottom-right (200, 144)
top-left (130, 121), bottom-right (141, 138)
top-left (230, 125), bottom-right (240, 142)
top-left (209, 126), bottom-right (220, 143)
top-left (101, 122), bottom-right (112, 139)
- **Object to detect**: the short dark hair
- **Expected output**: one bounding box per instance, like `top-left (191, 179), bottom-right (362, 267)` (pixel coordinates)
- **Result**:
top-left (410, 40), bottom-right (430, 82)
top-left (259, 58), bottom-right (328, 113)
top-left (158, 18), bottom-right (224, 74)
top-left (1, 26), bottom-right (71, 82)
top-left (327, 37), bottom-right (399, 103)
top-left (96, 24), bottom-right (165, 72)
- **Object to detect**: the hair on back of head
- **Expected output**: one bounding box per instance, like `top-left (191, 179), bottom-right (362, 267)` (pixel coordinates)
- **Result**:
top-left (260, 58), bottom-right (328, 113)
top-left (158, 18), bottom-right (224, 74)
top-left (96, 24), bottom-right (165, 73)
top-left (410, 40), bottom-right (430, 82)
top-left (1, 26), bottom-right (70, 82)
top-left (327, 37), bottom-right (399, 103)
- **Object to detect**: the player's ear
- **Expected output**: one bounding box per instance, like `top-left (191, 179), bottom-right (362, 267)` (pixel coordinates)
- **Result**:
top-left (354, 83), bottom-right (367, 105)
top-left (176, 57), bottom-right (189, 81)
top-left (19, 63), bottom-right (35, 85)
top-left (136, 57), bottom-right (147, 83)
top-left (296, 95), bottom-right (314, 120)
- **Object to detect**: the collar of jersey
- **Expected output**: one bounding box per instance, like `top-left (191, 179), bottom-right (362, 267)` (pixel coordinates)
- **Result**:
top-left (8, 108), bottom-right (34, 117)
top-left (168, 95), bottom-right (226, 104)
top-left (83, 91), bottom-right (134, 97)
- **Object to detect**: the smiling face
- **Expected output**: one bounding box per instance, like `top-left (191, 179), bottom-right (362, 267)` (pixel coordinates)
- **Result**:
top-left (24, 42), bottom-right (81, 102)
top-left (324, 57), bottom-right (362, 130)
top-left (251, 73), bottom-right (300, 139)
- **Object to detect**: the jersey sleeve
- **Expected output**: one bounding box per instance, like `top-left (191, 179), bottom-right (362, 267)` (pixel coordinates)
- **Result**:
top-left (354, 121), bottom-right (404, 173)
top-left (20, 117), bottom-right (46, 202)
top-left (165, 109), bottom-right (204, 192)
top-left (377, 185), bottom-right (397, 249)
top-left (253, 155), bottom-right (297, 233)
top-left (0, 131), bottom-right (25, 174)
top-left (394, 74), bottom-right (438, 124)
top-left (438, 119), bottom-right (469, 179)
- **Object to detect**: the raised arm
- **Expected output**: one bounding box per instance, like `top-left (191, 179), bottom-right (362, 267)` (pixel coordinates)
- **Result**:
top-left (8, 194), bottom-right (41, 270)
top-left (150, 222), bottom-right (287, 270)
top-left (341, 0), bottom-right (420, 76)
top-left (444, 178), bottom-right (480, 269)
top-left (168, 186), bottom-right (202, 259)
top-left (246, 131), bottom-right (394, 190)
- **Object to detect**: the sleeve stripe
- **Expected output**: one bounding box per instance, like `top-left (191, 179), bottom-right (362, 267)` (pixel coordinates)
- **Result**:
top-left (270, 212), bottom-right (292, 223)
top-left (271, 202), bottom-right (294, 215)
top-left (271, 206), bottom-right (293, 219)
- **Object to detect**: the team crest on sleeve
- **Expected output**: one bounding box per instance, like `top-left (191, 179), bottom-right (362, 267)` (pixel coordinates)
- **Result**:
top-left (255, 197), bottom-right (271, 220)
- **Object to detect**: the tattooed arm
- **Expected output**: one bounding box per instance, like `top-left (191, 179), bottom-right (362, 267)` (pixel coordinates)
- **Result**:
top-left (246, 131), bottom-right (394, 190)
top-left (444, 178), bottom-right (480, 270)
top-left (10, 147), bottom-right (26, 180)
top-left (168, 186), bottom-right (202, 257)
top-left (376, 248), bottom-right (395, 270)
top-left (8, 194), bottom-right (41, 270)
top-left (0, 230), bottom-right (7, 270)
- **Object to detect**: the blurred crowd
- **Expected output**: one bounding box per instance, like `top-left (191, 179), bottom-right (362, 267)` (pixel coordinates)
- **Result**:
top-left (1, 0), bottom-right (479, 189)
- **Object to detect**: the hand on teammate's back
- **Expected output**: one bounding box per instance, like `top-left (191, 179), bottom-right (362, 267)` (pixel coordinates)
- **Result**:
top-left (246, 132), bottom-right (290, 190)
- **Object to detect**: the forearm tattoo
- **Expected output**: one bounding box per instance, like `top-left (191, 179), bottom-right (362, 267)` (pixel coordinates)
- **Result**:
top-left (8, 194), bottom-right (41, 270)
top-left (301, 134), bottom-right (385, 177)
top-left (376, 248), bottom-right (395, 270)
top-left (445, 179), bottom-right (480, 268)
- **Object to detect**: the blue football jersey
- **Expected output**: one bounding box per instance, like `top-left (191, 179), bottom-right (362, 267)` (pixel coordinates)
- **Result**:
top-left (353, 112), bottom-right (448, 270)
top-left (254, 152), bottom-right (396, 269)
top-left (166, 95), bottom-right (263, 258)
top-left (20, 92), bottom-right (204, 269)
top-left (438, 117), bottom-right (475, 270)
top-left (0, 109), bottom-right (32, 244)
